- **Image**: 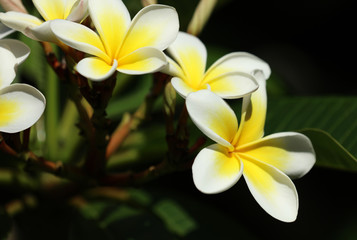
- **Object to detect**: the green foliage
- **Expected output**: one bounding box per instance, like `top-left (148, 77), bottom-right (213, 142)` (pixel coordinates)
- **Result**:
top-left (300, 129), bottom-right (357, 172)
top-left (265, 96), bottom-right (357, 172)
top-left (153, 199), bottom-right (197, 236)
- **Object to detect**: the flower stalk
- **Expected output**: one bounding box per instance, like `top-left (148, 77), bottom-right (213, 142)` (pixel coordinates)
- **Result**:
top-left (187, 0), bottom-right (218, 36)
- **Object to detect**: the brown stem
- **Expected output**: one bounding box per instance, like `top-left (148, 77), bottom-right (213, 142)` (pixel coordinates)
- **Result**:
top-left (100, 159), bottom-right (171, 186)
top-left (40, 42), bottom-right (66, 81)
top-left (22, 128), bottom-right (31, 151)
top-left (83, 76), bottom-right (116, 177)
top-left (106, 73), bottom-right (168, 158)
top-left (23, 151), bottom-right (85, 183)
top-left (0, 134), bottom-right (18, 156)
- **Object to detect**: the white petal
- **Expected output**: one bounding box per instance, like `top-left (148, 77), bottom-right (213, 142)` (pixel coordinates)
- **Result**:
top-left (192, 144), bottom-right (243, 194)
top-left (33, 0), bottom-right (67, 20)
top-left (76, 57), bottom-right (118, 81)
top-left (66, 0), bottom-right (89, 22)
top-left (117, 47), bottom-right (167, 75)
top-left (171, 77), bottom-right (196, 98)
top-left (50, 19), bottom-right (109, 61)
top-left (235, 71), bottom-right (267, 145)
top-left (30, 20), bottom-right (60, 43)
top-left (241, 155), bottom-right (298, 222)
top-left (0, 84), bottom-right (46, 133)
top-left (0, 11), bottom-right (43, 39)
top-left (207, 72), bottom-right (258, 99)
top-left (89, 0), bottom-right (131, 58)
top-left (119, 4), bottom-right (179, 57)
top-left (0, 39), bottom-right (30, 65)
top-left (0, 22), bottom-right (14, 39)
top-left (166, 32), bottom-right (207, 88)
top-left (160, 55), bottom-right (185, 79)
top-left (205, 52), bottom-right (271, 82)
top-left (186, 90), bottom-right (237, 148)
top-left (239, 132), bottom-right (315, 179)
top-left (0, 46), bottom-right (17, 88)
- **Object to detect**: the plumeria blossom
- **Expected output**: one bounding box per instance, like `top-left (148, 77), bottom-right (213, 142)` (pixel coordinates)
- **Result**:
top-left (50, 0), bottom-right (179, 81)
top-left (0, 38), bottom-right (45, 133)
top-left (0, 0), bottom-right (88, 43)
top-left (162, 31), bottom-right (271, 99)
top-left (186, 72), bottom-right (315, 222)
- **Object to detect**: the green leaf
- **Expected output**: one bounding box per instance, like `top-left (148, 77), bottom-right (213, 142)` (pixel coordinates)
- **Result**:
top-left (107, 74), bottom-right (152, 120)
top-left (107, 124), bottom-right (167, 170)
top-left (99, 205), bottom-right (141, 228)
top-left (299, 129), bottom-right (357, 172)
top-left (265, 96), bottom-right (357, 171)
top-left (153, 199), bottom-right (197, 237)
top-left (79, 201), bottom-right (108, 220)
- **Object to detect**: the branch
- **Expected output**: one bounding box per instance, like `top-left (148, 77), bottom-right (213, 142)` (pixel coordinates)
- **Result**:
top-left (23, 151), bottom-right (85, 182)
top-left (0, 134), bottom-right (17, 156)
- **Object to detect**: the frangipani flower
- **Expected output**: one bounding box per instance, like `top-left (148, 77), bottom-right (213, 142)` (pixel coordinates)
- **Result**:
top-left (186, 72), bottom-right (315, 222)
top-left (0, 39), bottom-right (45, 133)
top-left (50, 0), bottom-right (179, 81)
top-left (0, 0), bottom-right (88, 42)
top-left (162, 31), bottom-right (271, 99)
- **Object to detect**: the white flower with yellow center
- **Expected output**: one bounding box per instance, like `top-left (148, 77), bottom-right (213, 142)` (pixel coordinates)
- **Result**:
top-left (162, 31), bottom-right (271, 99)
top-left (0, 38), bottom-right (45, 133)
top-left (0, 0), bottom-right (88, 42)
top-left (186, 72), bottom-right (315, 222)
top-left (49, 0), bottom-right (179, 81)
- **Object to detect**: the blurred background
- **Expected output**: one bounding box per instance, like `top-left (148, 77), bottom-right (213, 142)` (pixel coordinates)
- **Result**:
top-left (200, 0), bottom-right (356, 96)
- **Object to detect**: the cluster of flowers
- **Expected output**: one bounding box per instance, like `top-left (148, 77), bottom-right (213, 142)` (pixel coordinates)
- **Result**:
top-left (0, 23), bottom-right (45, 133)
top-left (0, 0), bottom-right (315, 222)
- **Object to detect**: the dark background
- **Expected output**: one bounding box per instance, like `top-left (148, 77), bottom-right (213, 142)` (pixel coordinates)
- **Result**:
top-left (200, 0), bottom-right (356, 95)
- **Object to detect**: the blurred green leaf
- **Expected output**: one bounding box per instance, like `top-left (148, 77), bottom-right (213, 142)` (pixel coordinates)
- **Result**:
top-left (299, 129), bottom-right (357, 172)
top-left (128, 188), bottom-right (152, 206)
top-left (265, 96), bottom-right (357, 172)
top-left (107, 74), bottom-right (152, 120)
top-left (107, 124), bottom-right (167, 171)
top-left (99, 205), bottom-right (141, 228)
top-left (79, 201), bottom-right (108, 220)
top-left (153, 198), bottom-right (197, 237)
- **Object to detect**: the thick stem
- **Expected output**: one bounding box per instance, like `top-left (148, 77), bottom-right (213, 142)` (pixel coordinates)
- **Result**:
top-left (83, 76), bottom-right (116, 177)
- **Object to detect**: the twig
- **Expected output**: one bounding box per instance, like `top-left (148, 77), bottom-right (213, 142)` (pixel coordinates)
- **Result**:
top-left (23, 151), bottom-right (85, 183)
top-left (0, 134), bottom-right (18, 156)
top-left (106, 73), bottom-right (168, 158)
top-left (100, 159), bottom-right (171, 186)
